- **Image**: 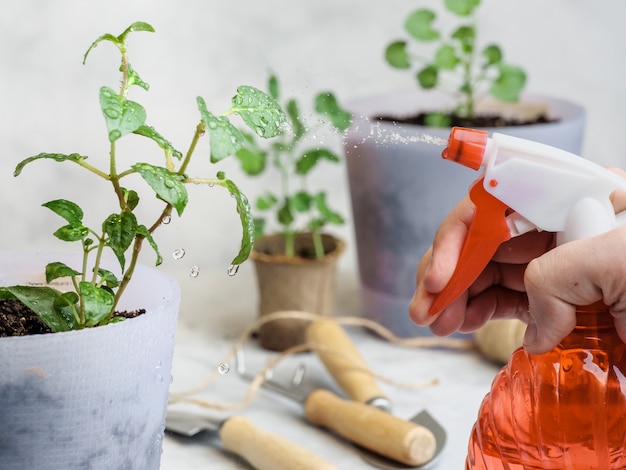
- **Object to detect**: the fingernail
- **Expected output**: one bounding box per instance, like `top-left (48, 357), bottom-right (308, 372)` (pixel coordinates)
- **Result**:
top-left (523, 320), bottom-right (538, 346)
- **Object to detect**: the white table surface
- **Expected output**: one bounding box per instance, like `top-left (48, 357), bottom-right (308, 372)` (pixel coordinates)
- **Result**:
top-left (159, 267), bottom-right (501, 469)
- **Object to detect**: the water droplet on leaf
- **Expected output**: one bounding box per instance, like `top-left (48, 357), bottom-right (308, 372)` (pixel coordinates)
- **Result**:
top-left (227, 264), bottom-right (239, 277)
top-left (162, 215), bottom-right (171, 224)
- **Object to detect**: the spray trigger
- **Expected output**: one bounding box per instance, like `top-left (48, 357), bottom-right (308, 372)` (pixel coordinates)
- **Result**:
top-left (428, 177), bottom-right (511, 315)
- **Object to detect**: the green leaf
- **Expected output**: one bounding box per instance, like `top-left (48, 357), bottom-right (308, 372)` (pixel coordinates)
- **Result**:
top-left (314, 192), bottom-right (344, 225)
top-left (253, 217), bottom-right (266, 239)
top-left (14, 153), bottom-right (88, 177)
top-left (385, 41), bottom-right (411, 69)
top-left (124, 63), bottom-right (150, 91)
top-left (268, 74), bottom-right (279, 100)
top-left (99, 86), bottom-right (147, 142)
top-left (53, 225), bottom-right (89, 242)
top-left (314, 92), bottom-right (352, 131)
top-left (296, 148), bottom-right (340, 175)
top-left (434, 45), bottom-right (460, 70)
top-left (53, 292), bottom-right (80, 326)
top-left (231, 86), bottom-right (286, 138)
top-left (482, 44), bottom-right (503, 65)
top-left (424, 112), bottom-right (451, 128)
top-left (117, 21), bottom-right (155, 43)
top-left (79, 282), bottom-right (115, 327)
top-left (83, 33), bottom-right (120, 65)
top-left (444, 0), bottom-right (480, 16)
top-left (42, 199), bottom-right (84, 226)
top-left (216, 174), bottom-right (255, 266)
top-left (236, 146), bottom-right (266, 175)
top-left (1, 286), bottom-right (77, 332)
top-left (451, 26), bottom-right (475, 53)
top-left (417, 65), bottom-right (439, 89)
top-left (97, 268), bottom-right (121, 288)
top-left (132, 163), bottom-right (189, 216)
top-left (405, 10), bottom-right (440, 41)
top-left (197, 97), bottom-right (244, 162)
top-left (133, 125), bottom-right (183, 160)
top-left (45, 261), bottom-right (81, 283)
top-left (103, 211), bottom-right (138, 269)
top-left (286, 99), bottom-right (306, 142)
top-left (83, 22), bottom-right (155, 65)
top-left (292, 191), bottom-right (313, 212)
top-left (277, 201), bottom-right (294, 226)
top-left (121, 188), bottom-right (140, 211)
top-left (137, 224), bottom-right (163, 266)
top-left (490, 65), bottom-right (527, 102)
top-left (256, 193), bottom-right (278, 210)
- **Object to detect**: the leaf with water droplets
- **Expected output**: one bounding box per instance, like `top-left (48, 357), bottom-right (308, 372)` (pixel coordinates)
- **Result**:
top-left (231, 86), bottom-right (286, 138)
top-left (137, 224), bottom-right (163, 266)
top-left (80, 281), bottom-right (115, 327)
top-left (219, 174), bottom-right (255, 266)
top-left (133, 125), bottom-right (182, 160)
top-left (196, 96), bottom-right (245, 162)
top-left (103, 211), bottom-right (138, 270)
top-left (132, 163), bottom-right (188, 216)
top-left (14, 153), bottom-right (88, 177)
top-left (0, 286), bottom-right (78, 332)
top-left (45, 261), bottom-right (81, 283)
top-left (99, 86), bottom-right (146, 142)
top-left (97, 268), bottom-right (121, 288)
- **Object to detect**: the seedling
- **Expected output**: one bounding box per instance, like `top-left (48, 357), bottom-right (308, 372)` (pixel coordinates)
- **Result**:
top-left (0, 22), bottom-right (286, 332)
top-left (235, 74), bottom-right (351, 259)
top-left (384, 0), bottom-right (527, 126)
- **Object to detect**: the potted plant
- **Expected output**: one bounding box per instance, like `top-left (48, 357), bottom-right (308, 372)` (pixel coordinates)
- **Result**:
top-left (236, 74), bottom-right (352, 351)
top-left (0, 22), bottom-right (285, 469)
top-left (343, 0), bottom-right (586, 338)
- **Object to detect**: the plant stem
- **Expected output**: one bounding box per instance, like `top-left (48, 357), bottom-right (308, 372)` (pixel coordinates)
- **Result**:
top-left (178, 122), bottom-right (204, 175)
top-left (311, 229), bottom-right (324, 260)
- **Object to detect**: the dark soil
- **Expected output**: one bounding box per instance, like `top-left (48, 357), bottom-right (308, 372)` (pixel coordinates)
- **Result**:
top-left (375, 111), bottom-right (556, 128)
top-left (0, 299), bottom-right (145, 337)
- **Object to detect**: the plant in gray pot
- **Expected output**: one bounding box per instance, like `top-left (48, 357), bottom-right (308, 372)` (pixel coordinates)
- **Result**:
top-left (343, 0), bottom-right (586, 338)
top-left (0, 22), bottom-right (285, 469)
top-left (236, 74), bottom-right (352, 352)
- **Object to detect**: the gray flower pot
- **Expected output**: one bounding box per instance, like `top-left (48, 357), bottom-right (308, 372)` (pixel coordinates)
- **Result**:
top-left (343, 91), bottom-right (586, 337)
top-left (0, 252), bottom-right (180, 469)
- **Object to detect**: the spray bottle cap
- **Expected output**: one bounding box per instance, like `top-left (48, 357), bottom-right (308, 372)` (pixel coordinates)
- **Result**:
top-left (442, 127), bottom-right (489, 170)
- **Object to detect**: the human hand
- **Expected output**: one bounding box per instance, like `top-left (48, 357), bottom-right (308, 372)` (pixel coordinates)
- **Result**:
top-left (409, 168), bottom-right (626, 354)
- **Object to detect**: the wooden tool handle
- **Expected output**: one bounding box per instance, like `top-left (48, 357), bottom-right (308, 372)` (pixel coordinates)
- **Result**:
top-left (304, 389), bottom-right (436, 467)
top-left (219, 416), bottom-right (337, 470)
top-left (306, 318), bottom-right (390, 409)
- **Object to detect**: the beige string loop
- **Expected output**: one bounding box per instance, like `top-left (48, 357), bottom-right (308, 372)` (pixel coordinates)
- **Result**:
top-left (169, 311), bottom-right (476, 411)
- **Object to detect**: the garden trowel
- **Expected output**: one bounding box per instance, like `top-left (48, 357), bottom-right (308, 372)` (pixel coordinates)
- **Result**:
top-left (165, 410), bottom-right (336, 470)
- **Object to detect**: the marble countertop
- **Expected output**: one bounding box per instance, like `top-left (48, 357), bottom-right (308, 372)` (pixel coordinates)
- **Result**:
top-left (159, 267), bottom-right (501, 469)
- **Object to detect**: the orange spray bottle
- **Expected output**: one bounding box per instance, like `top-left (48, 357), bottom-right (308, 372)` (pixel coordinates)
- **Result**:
top-left (431, 127), bottom-right (626, 469)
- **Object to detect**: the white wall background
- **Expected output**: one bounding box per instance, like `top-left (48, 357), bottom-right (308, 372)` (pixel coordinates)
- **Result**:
top-left (1, 0), bottom-right (625, 304)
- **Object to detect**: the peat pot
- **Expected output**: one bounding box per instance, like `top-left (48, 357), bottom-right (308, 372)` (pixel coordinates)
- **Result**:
top-left (251, 233), bottom-right (345, 351)
top-left (0, 251), bottom-right (180, 469)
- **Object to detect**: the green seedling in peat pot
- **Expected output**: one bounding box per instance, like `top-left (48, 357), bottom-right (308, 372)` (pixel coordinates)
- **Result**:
top-left (0, 22), bottom-right (285, 332)
top-left (235, 74), bottom-right (351, 259)
top-left (384, 0), bottom-right (527, 127)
